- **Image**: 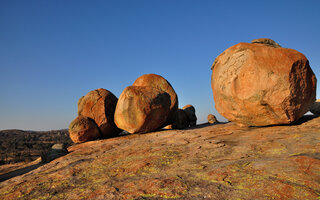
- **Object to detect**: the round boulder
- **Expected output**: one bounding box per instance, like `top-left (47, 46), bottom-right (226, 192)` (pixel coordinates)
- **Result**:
top-left (208, 114), bottom-right (218, 124)
top-left (211, 39), bottom-right (317, 126)
top-left (78, 88), bottom-right (122, 138)
top-left (69, 116), bottom-right (100, 143)
top-left (182, 104), bottom-right (197, 127)
top-left (132, 74), bottom-right (178, 125)
top-left (171, 109), bottom-right (190, 129)
top-left (114, 86), bottom-right (171, 133)
top-left (310, 99), bottom-right (320, 115)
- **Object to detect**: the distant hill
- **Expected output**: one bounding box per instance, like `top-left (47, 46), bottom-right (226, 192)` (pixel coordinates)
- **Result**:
top-left (0, 129), bottom-right (72, 164)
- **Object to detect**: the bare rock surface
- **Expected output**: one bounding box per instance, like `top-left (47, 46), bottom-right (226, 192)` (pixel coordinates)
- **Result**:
top-left (1, 116), bottom-right (319, 199)
top-left (114, 86), bottom-right (171, 133)
top-left (211, 39), bottom-right (317, 126)
top-left (78, 88), bottom-right (122, 138)
top-left (68, 116), bottom-right (100, 143)
top-left (133, 74), bottom-right (178, 125)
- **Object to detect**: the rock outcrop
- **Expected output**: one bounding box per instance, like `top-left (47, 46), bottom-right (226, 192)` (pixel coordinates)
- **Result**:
top-left (68, 116), bottom-right (100, 143)
top-left (183, 104), bottom-right (197, 127)
top-left (310, 99), bottom-right (320, 115)
top-left (133, 74), bottom-right (178, 125)
top-left (208, 114), bottom-right (218, 124)
top-left (78, 88), bottom-right (122, 138)
top-left (211, 39), bottom-right (317, 126)
top-left (114, 86), bottom-right (171, 133)
top-left (2, 116), bottom-right (320, 199)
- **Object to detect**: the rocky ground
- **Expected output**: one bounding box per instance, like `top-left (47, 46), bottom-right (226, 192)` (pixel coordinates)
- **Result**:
top-left (0, 115), bottom-right (319, 199)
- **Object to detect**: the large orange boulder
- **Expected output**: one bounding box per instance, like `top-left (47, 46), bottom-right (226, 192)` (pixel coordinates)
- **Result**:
top-left (211, 39), bottom-right (317, 126)
top-left (132, 74), bottom-right (178, 125)
top-left (78, 88), bottom-right (122, 138)
top-left (69, 116), bottom-right (100, 143)
top-left (114, 86), bottom-right (171, 133)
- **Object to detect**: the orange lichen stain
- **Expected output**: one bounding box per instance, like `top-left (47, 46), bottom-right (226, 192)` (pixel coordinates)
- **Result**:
top-left (293, 156), bottom-right (320, 177)
top-left (270, 182), bottom-right (294, 199)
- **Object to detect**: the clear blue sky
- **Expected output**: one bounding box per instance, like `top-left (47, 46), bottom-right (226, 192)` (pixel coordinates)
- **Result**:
top-left (1, 0), bottom-right (320, 130)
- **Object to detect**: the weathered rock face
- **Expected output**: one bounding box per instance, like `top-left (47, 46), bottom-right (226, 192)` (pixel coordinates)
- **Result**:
top-left (310, 99), bottom-right (320, 115)
top-left (183, 104), bottom-right (197, 127)
top-left (2, 116), bottom-right (320, 199)
top-left (132, 74), bottom-right (178, 125)
top-left (171, 109), bottom-right (190, 129)
top-left (208, 114), bottom-right (218, 124)
top-left (78, 88), bottom-right (122, 138)
top-left (114, 86), bottom-right (171, 133)
top-left (211, 39), bottom-right (317, 126)
top-left (68, 116), bottom-right (100, 143)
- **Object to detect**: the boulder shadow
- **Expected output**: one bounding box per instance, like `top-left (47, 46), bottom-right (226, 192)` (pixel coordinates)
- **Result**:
top-left (252, 114), bottom-right (319, 128)
top-left (187, 122), bottom-right (229, 130)
top-left (0, 163), bottom-right (43, 182)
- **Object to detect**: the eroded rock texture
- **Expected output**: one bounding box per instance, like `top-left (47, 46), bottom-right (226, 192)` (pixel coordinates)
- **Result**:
top-left (114, 86), bottom-right (171, 133)
top-left (78, 88), bottom-right (122, 138)
top-left (211, 39), bottom-right (317, 126)
top-left (2, 116), bottom-right (320, 199)
top-left (133, 74), bottom-right (178, 125)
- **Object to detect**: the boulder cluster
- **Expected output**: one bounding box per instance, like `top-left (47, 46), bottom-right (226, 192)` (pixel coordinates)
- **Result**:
top-left (211, 38), bottom-right (317, 126)
top-left (69, 74), bottom-right (197, 143)
top-left (69, 38), bottom-right (317, 143)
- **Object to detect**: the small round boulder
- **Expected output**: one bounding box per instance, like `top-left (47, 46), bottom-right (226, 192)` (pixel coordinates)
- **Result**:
top-left (310, 99), bottom-right (320, 115)
top-left (69, 116), bottom-right (100, 143)
top-left (182, 104), bottom-right (197, 127)
top-left (208, 114), bottom-right (218, 124)
top-left (171, 109), bottom-right (190, 129)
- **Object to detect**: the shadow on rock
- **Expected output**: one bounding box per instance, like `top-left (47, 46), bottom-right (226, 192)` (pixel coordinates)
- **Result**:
top-left (250, 115), bottom-right (319, 128)
top-left (0, 163), bottom-right (43, 182)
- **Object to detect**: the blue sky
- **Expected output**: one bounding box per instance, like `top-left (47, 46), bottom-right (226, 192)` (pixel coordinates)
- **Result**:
top-left (1, 0), bottom-right (320, 130)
